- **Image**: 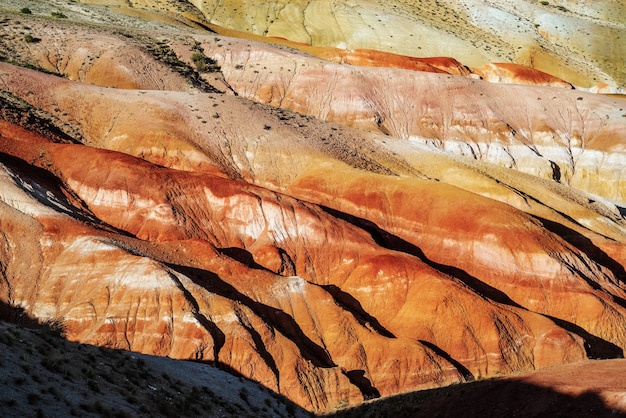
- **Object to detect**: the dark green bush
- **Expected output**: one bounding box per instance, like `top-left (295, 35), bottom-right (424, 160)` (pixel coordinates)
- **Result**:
top-left (191, 52), bottom-right (207, 71)
top-left (24, 34), bottom-right (40, 43)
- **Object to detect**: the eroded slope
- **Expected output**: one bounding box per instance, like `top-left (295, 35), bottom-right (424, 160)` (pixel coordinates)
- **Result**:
top-left (0, 4), bottom-right (625, 415)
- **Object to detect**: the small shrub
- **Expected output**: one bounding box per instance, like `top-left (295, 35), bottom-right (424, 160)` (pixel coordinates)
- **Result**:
top-left (41, 356), bottom-right (61, 373)
top-left (20, 7), bottom-right (32, 14)
top-left (540, 1), bottom-right (549, 5)
top-left (24, 34), bottom-right (40, 43)
top-left (88, 379), bottom-right (101, 393)
top-left (93, 401), bottom-right (106, 413)
top-left (27, 393), bottom-right (40, 405)
top-left (38, 318), bottom-right (66, 339)
top-left (47, 386), bottom-right (60, 400)
top-left (113, 410), bottom-right (131, 418)
top-left (238, 388), bottom-right (249, 404)
top-left (191, 52), bottom-right (207, 71)
top-left (51, 12), bottom-right (67, 18)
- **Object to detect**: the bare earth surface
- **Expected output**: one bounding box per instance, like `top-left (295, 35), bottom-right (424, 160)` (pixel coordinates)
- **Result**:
top-left (0, 0), bottom-right (625, 416)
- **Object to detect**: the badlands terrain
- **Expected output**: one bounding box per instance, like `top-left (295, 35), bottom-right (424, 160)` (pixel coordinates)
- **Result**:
top-left (0, 0), bottom-right (625, 415)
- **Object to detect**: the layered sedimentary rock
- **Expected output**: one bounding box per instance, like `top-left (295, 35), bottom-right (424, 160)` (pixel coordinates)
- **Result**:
top-left (1, 60), bottom-right (625, 410)
top-left (0, 3), bottom-right (625, 414)
top-left (191, 0), bottom-right (626, 89)
top-left (5, 8), bottom-right (625, 203)
top-left (199, 37), bottom-right (626, 203)
top-left (471, 63), bottom-right (574, 88)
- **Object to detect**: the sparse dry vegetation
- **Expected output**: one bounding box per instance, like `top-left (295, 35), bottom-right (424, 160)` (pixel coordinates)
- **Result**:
top-left (0, 319), bottom-right (307, 417)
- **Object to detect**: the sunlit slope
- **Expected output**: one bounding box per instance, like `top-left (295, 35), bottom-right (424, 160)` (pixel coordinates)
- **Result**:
top-left (188, 0), bottom-right (625, 88)
top-left (2, 61), bottom-right (626, 408)
top-left (0, 3), bottom-right (625, 414)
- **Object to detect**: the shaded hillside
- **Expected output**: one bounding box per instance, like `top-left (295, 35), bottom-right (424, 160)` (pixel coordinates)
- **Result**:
top-left (2, 309), bottom-right (623, 418)
top-left (329, 359), bottom-right (626, 418)
top-left (0, 307), bottom-right (308, 418)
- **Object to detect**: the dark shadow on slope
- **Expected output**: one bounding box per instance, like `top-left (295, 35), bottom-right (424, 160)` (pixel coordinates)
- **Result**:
top-left (0, 90), bottom-right (83, 144)
top-left (533, 216), bottom-right (626, 312)
top-left (167, 263), bottom-right (336, 368)
top-left (235, 311), bottom-right (281, 389)
top-left (418, 340), bottom-right (474, 381)
top-left (0, 300), bottom-right (66, 339)
top-left (545, 314), bottom-right (624, 359)
top-left (219, 247), bottom-right (272, 271)
top-left (321, 284), bottom-right (396, 338)
top-left (276, 247), bottom-right (297, 276)
top-left (319, 205), bottom-right (524, 309)
top-left (534, 216), bottom-right (626, 284)
top-left (0, 152), bottom-right (133, 236)
top-left (343, 369), bottom-right (380, 400)
top-left (549, 160), bottom-right (562, 182)
top-left (0, 303), bottom-right (310, 418)
top-left (0, 300), bottom-right (41, 328)
top-left (166, 271), bottom-right (226, 363)
top-left (328, 373), bottom-right (625, 418)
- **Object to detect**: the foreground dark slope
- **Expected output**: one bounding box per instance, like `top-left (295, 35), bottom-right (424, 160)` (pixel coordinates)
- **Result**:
top-left (2, 312), bottom-right (624, 418)
top-left (0, 2), bottom-right (625, 415)
top-left (0, 311), bottom-right (308, 418)
top-left (331, 359), bottom-right (626, 418)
